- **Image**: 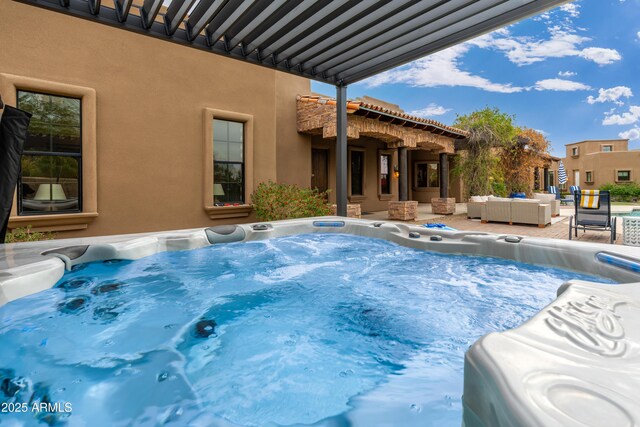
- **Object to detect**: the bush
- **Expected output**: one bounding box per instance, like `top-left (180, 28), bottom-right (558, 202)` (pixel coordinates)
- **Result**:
top-left (4, 226), bottom-right (56, 244)
top-left (600, 182), bottom-right (640, 202)
top-left (251, 181), bottom-right (332, 221)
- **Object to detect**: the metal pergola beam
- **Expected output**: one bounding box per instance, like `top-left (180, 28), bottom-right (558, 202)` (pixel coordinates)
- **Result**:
top-left (16, 0), bottom-right (568, 85)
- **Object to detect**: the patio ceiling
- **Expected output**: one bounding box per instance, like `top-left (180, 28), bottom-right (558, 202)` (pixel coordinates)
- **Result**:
top-left (18, 0), bottom-right (569, 86)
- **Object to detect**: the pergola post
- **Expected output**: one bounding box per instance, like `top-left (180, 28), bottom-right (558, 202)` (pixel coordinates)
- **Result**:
top-left (335, 84), bottom-right (348, 217)
top-left (439, 152), bottom-right (448, 198)
top-left (398, 147), bottom-right (408, 201)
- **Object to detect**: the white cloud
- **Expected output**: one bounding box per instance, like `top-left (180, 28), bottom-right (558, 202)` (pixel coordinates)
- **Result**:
top-left (559, 3), bottom-right (580, 18)
top-left (602, 106), bottom-right (640, 125)
top-left (364, 44), bottom-right (524, 93)
top-left (468, 27), bottom-right (621, 67)
top-left (408, 103), bottom-right (451, 117)
top-left (579, 47), bottom-right (622, 65)
top-left (558, 71), bottom-right (577, 77)
top-left (533, 128), bottom-right (549, 137)
top-left (637, 31), bottom-right (640, 41)
top-left (619, 128), bottom-right (640, 140)
top-left (534, 78), bottom-right (591, 91)
top-left (587, 86), bottom-right (633, 105)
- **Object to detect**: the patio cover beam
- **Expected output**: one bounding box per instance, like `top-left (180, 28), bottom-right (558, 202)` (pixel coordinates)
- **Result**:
top-left (16, 0), bottom-right (569, 85)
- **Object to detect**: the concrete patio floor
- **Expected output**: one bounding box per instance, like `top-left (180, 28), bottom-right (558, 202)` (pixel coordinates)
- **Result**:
top-left (362, 203), bottom-right (638, 245)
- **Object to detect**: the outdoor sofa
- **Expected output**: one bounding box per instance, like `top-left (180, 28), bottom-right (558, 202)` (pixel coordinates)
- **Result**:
top-left (481, 197), bottom-right (551, 227)
top-left (533, 193), bottom-right (560, 217)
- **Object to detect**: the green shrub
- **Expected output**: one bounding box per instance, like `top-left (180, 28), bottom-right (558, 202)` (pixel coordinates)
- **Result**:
top-left (251, 181), bottom-right (332, 221)
top-left (600, 182), bottom-right (640, 202)
top-left (4, 226), bottom-right (56, 244)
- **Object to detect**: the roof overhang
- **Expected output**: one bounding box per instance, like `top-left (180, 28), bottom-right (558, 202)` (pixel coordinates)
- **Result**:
top-left (16, 0), bottom-right (570, 86)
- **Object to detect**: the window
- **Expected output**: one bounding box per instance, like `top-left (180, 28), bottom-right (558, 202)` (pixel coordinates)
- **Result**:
top-left (1, 73), bottom-right (97, 232)
top-left (202, 108), bottom-right (253, 219)
top-left (415, 162), bottom-right (439, 188)
top-left (350, 150), bottom-right (365, 196)
top-left (213, 119), bottom-right (244, 204)
top-left (548, 171), bottom-right (555, 187)
top-left (571, 147), bottom-right (579, 156)
top-left (585, 171), bottom-right (593, 183)
top-left (617, 170), bottom-right (631, 182)
top-left (17, 91), bottom-right (82, 215)
top-left (602, 145), bottom-right (613, 152)
top-left (379, 153), bottom-right (392, 195)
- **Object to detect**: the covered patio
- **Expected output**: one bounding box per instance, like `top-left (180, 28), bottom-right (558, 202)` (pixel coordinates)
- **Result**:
top-left (296, 95), bottom-right (468, 219)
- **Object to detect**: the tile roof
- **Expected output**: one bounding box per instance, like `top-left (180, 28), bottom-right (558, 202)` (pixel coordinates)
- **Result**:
top-left (297, 95), bottom-right (469, 139)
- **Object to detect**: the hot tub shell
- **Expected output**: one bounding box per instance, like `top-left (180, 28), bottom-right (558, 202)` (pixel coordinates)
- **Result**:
top-left (1, 217), bottom-right (639, 426)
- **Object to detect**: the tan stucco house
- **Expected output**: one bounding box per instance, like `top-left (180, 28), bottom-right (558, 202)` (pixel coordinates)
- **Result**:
top-left (2, 0), bottom-right (476, 238)
top-left (561, 139), bottom-right (639, 190)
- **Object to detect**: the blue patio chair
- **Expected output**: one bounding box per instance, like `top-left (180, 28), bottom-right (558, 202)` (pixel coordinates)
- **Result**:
top-left (569, 190), bottom-right (616, 243)
top-left (547, 186), bottom-right (561, 200)
top-left (570, 185), bottom-right (581, 196)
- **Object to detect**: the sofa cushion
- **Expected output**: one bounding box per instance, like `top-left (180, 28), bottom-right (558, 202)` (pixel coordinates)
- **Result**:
top-left (533, 193), bottom-right (556, 203)
top-left (512, 199), bottom-right (541, 204)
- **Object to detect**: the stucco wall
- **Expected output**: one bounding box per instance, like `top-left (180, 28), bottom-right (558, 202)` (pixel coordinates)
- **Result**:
top-left (1, 0), bottom-right (310, 238)
top-left (562, 140), bottom-right (639, 189)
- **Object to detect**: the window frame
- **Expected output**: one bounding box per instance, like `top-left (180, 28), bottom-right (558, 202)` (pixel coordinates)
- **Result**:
top-left (377, 149), bottom-right (394, 200)
top-left (16, 90), bottom-right (84, 216)
top-left (585, 170), bottom-right (593, 183)
top-left (212, 119), bottom-right (245, 205)
top-left (548, 170), bottom-right (555, 187)
top-left (414, 161), bottom-right (439, 189)
top-left (2, 73), bottom-right (98, 232)
top-left (601, 145), bottom-right (613, 152)
top-left (571, 146), bottom-right (579, 157)
top-left (616, 169), bottom-right (631, 183)
top-left (202, 108), bottom-right (254, 220)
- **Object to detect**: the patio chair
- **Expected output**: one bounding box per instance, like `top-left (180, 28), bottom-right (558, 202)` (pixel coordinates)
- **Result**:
top-left (569, 190), bottom-right (617, 243)
top-left (547, 186), bottom-right (561, 200)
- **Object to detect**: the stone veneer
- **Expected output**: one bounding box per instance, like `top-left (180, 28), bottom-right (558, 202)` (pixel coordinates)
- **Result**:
top-left (388, 201), bottom-right (418, 221)
top-left (331, 204), bottom-right (361, 219)
top-left (431, 197), bottom-right (456, 215)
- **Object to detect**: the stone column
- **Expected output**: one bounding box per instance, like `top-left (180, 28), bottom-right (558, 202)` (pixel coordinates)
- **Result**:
top-left (388, 146), bottom-right (417, 220)
top-left (398, 146), bottom-right (408, 201)
top-left (431, 152), bottom-right (456, 215)
top-left (439, 152), bottom-right (448, 198)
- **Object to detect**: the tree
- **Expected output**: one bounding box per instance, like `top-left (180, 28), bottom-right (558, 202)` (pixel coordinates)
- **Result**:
top-left (453, 107), bottom-right (518, 198)
top-left (501, 128), bottom-right (550, 195)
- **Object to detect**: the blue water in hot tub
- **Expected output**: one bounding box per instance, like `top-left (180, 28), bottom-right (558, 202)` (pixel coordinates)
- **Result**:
top-left (0, 233), bottom-right (613, 426)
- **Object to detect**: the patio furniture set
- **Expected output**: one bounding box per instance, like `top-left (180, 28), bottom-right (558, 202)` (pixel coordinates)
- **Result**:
top-left (468, 196), bottom-right (552, 228)
top-left (467, 187), bottom-right (634, 245)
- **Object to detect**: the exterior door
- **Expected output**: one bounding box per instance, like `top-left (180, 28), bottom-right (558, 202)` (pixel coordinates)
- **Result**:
top-left (311, 149), bottom-right (328, 193)
top-left (574, 170), bottom-right (580, 187)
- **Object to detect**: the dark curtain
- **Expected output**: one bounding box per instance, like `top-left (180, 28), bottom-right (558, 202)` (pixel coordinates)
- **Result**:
top-left (0, 106), bottom-right (32, 243)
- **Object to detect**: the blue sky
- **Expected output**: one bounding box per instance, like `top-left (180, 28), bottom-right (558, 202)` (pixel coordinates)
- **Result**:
top-left (311, 0), bottom-right (640, 157)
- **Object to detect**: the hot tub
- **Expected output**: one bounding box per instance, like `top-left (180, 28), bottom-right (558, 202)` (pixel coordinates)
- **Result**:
top-left (1, 217), bottom-right (639, 426)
